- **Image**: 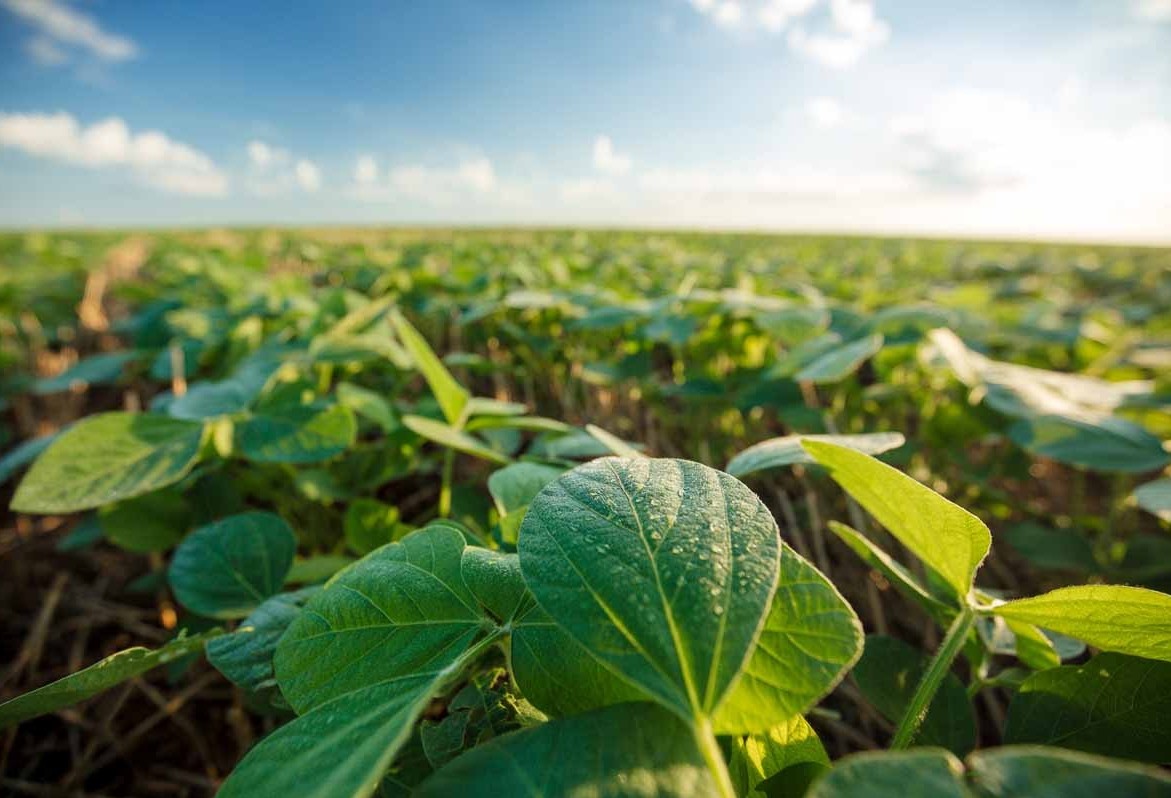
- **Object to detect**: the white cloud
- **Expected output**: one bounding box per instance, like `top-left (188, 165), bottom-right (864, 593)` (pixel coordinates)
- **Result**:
top-left (685, 0), bottom-right (888, 66)
top-left (247, 139), bottom-right (288, 169)
top-left (295, 159), bottom-right (322, 192)
top-left (560, 176), bottom-right (618, 202)
top-left (805, 97), bottom-right (846, 128)
top-left (788, 0), bottom-right (889, 68)
top-left (0, 110), bottom-right (227, 196)
top-left (26, 35), bottom-right (69, 66)
top-left (245, 140), bottom-right (321, 194)
top-left (593, 135), bottom-right (632, 176)
top-left (1134, 0), bottom-right (1171, 21)
top-left (2, 0), bottom-right (138, 62)
top-left (369, 157), bottom-right (498, 204)
top-left (353, 155), bottom-right (379, 184)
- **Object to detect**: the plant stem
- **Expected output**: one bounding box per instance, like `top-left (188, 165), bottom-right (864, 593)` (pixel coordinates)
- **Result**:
top-left (694, 718), bottom-right (736, 798)
top-left (438, 447), bottom-right (455, 518)
top-left (890, 606), bottom-right (975, 749)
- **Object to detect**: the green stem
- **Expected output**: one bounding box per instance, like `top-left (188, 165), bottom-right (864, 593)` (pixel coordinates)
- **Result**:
top-left (694, 718), bottom-right (736, 798)
top-left (438, 447), bottom-right (455, 518)
top-left (891, 606), bottom-right (975, 749)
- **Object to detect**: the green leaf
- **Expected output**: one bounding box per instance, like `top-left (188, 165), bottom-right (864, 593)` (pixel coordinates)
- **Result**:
top-left (714, 544), bottom-right (862, 733)
top-left (728, 715), bottom-right (829, 798)
top-left (991, 585), bottom-right (1171, 662)
top-left (806, 749), bottom-right (967, 798)
top-left (336, 381), bottom-right (399, 432)
top-left (1134, 479), bottom-right (1171, 523)
top-left (802, 440), bottom-right (990, 600)
top-left (344, 498), bottom-right (405, 555)
top-left (32, 351), bottom-right (136, 395)
top-left (168, 512), bottom-right (297, 619)
top-left (402, 415), bottom-right (512, 465)
top-left (463, 397), bottom-right (527, 417)
top-left (465, 414), bottom-right (572, 434)
top-left (12, 412), bottom-right (206, 514)
top-left (851, 635), bottom-right (977, 755)
top-left (0, 631), bottom-right (218, 729)
top-left (966, 746), bottom-right (1171, 796)
top-left (218, 672), bottom-right (447, 798)
top-left (1004, 652), bottom-right (1171, 763)
top-left (98, 489), bottom-right (191, 553)
top-left (510, 600), bottom-right (647, 716)
top-left (808, 746), bottom-right (1171, 797)
top-left (235, 403), bottom-right (357, 463)
top-left (585, 423), bottom-right (647, 458)
top-left (487, 462), bottom-right (565, 515)
top-left (416, 702), bottom-right (722, 797)
top-left (206, 586), bottom-right (319, 705)
top-left (459, 547), bottom-right (528, 622)
top-left (169, 378), bottom-right (257, 420)
top-left (518, 457), bottom-right (780, 722)
top-left (274, 525), bottom-right (489, 712)
top-left (794, 334), bottom-right (883, 384)
top-left (727, 432), bottom-right (905, 478)
top-left (827, 521), bottom-right (952, 620)
top-left (391, 310), bottom-right (469, 426)
top-left (1008, 416), bottom-right (1171, 474)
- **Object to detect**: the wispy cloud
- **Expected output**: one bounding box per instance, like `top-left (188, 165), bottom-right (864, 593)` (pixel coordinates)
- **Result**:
top-left (353, 155), bottom-right (379, 185)
top-left (245, 140), bottom-right (321, 194)
top-left (25, 35), bottom-right (69, 66)
top-left (2, 0), bottom-right (138, 62)
top-left (0, 110), bottom-right (227, 196)
top-left (592, 135), bottom-right (633, 176)
top-left (685, 0), bottom-right (888, 67)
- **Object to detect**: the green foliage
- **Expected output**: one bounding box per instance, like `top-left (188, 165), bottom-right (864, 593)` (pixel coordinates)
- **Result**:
top-left (992, 586), bottom-right (1171, 662)
top-left (168, 511), bottom-right (297, 619)
top-left (13, 412), bottom-right (206, 513)
top-left (0, 631), bottom-right (219, 729)
top-left (803, 440), bottom-right (990, 599)
top-left (1004, 652), bottom-right (1171, 764)
top-left (727, 432), bottom-right (905, 478)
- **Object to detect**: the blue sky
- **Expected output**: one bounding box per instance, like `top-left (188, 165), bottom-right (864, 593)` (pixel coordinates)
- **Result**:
top-left (1, 0), bottom-right (1169, 241)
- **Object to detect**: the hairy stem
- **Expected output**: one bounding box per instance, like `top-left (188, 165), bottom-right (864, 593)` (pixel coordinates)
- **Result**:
top-left (891, 606), bottom-right (975, 749)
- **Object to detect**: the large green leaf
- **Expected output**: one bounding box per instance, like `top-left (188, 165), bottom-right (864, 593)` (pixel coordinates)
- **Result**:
top-left (391, 310), bottom-right (469, 426)
top-left (206, 587), bottom-right (318, 704)
top-left (12, 412), bottom-right (206, 514)
top-left (402, 415), bottom-right (512, 465)
top-left (0, 631), bottom-right (218, 729)
top-left (794, 334), bottom-right (883, 384)
top-left (807, 746), bottom-right (1171, 797)
top-left (851, 635), bottom-right (976, 755)
top-left (168, 512), bottom-right (297, 619)
top-left (806, 749), bottom-right (967, 798)
top-left (274, 525), bottom-right (490, 712)
top-left (518, 457), bottom-right (780, 722)
top-left (510, 601), bottom-right (647, 717)
top-left (966, 747), bottom-right (1171, 797)
top-left (802, 440), bottom-right (990, 600)
top-left (218, 672), bottom-right (445, 798)
top-left (714, 544), bottom-right (862, 733)
top-left (727, 432), bottom-right (905, 478)
top-left (991, 585), bottom-right (1171, 662)
top-left (415, 702), bottom-right (722, 797)
top-left (1004, 652), bottom-right (1171, 763)
top-left (235, 403), bottom-right (356, 463)
top-left (0, 431), bottom-right (61, 486)
top-left (728, 715), bottom-right (829, 798)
